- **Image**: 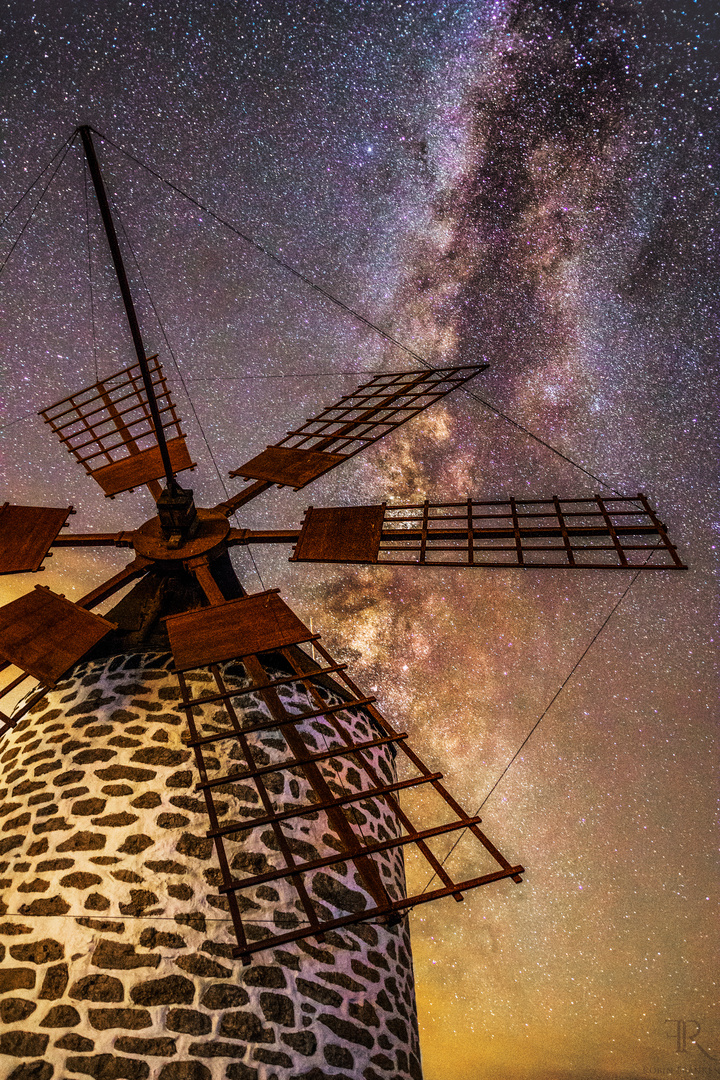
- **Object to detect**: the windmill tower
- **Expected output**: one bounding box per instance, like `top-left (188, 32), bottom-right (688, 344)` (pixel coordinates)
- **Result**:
top-left (0, 127), bottom-right (685, 1080)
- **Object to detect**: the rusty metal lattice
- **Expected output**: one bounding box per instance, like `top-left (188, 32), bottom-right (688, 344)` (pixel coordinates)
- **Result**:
top-left (291, 494), bottom-right (685, 569)
top-left (167, 590), bottom-right (523, 963)
top-left (39, 355), bottom-right (194, 496)
top-left (229, 364), bottom-right (487, 490)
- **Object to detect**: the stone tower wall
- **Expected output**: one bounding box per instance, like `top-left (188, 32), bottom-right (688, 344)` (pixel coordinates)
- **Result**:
top-left (0, 651), bottom-right (422, 1080)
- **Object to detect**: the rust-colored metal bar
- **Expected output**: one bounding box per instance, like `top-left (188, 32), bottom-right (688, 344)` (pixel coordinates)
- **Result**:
top-left (180, 660), bottom-right (349, 711)
top-left (636, 493), bottom-right (685, 567)
top-left (215, 480), bottom-right (274, 517)
top-left (176, 669), bottom-right (250, 957)
top-left (223, 815), bottom-right (484, 893)
top-left (66, 400), bottom-right (181, 459)
top-left (324, 644), bottom-right (522, 883)
top-left (80, 126), bottom-right (176, 490)
top-left (594, 495), bottom-right (628, 567)
top-left (40, 354), bottom-right (164, 417)
top-left (187, 556), bottom-right (226, 606)
top-left (231, 863), bottom-right (524, 961)
top-left (198, 730), bottom-right (407, 793)
top-left (207, 772), bottom-right (444, 841)
top-left (51, 533), bottom-right (133, 548)
top-left (553, 495), bottom-right (576, 567)
top-left (420, 499), bottom-right (429, 565)
top-left (186, 693), bottom-right (376, 750)
top-left (285, 643), bottom-right (466, 900)
top-left (76, 556), bottom-right (150, 610)
top-left (242, 652), bottom-right (393, 912)
top-left (209, 663), bottom-right (326, 939)
top-left (509, 496), bottom-right (524, 566)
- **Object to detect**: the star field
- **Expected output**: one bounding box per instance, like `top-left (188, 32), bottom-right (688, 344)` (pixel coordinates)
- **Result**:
top-left (0, 2), bottom-right (717, 1078)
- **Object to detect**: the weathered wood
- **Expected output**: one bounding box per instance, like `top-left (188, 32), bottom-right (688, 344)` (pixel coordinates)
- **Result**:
top-left (226, 363), bottom-right (487, 502)
top-left (0, 504), bottom-right (71, 573)
top-left (288, 495), bottom-right (686, 569)
top-left (167, 589), bottom-right (313, 671)
top-left (91, 435), bottom-right (194, 496)
top-left (293, 504), bottom-right (385, 562)
top-left (170, 603), bottom-right (525, 959)
top-left (39, 355), bottom-right (193, 496)
top-left (232, 445), bottom-right (346, 488)
top-left (0, 586), bottom-right (114, 683)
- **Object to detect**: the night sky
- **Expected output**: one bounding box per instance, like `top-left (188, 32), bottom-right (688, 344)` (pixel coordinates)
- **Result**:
top-left (0, 2), bottom-right (717, 1078)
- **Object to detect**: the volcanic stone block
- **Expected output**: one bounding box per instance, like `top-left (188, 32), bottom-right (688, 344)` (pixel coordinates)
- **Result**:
top-left (0, 998), bottom-right (37, 1022)
top-left (8, 1063), bottom-right (54, 1080)
top-left (54, 1033), bottom-right (95, 1051)
top-left (318, 1014), bottom-right (374, 1048)
top-left (242, 965), bottom-right (286, 988)
top-left (130, 975), bottom-right (195, 1006)
top-left (91, 941), bottom-right (160, 970)
top-left (0, 967), bottom-right (36, 991)
top-left (0, 1030), bottom-right (49, 1056)
top-left (87, 1008), bottom-right (153, 1030)
top-left (38, 963), bottom-right (69, 999)
top-left (281, 1030), bottom-right (317, 1056)
top-left (39, 1003), bottom-right (81, 1026)
top-left (69, 975), bottom-right (124, 1002)
top-left (158, 1064), bottom-right (211, 1080)
top-left (199, 984), bottom-right (249, 1010)
top-left (114, 1037), bottom-right (177, 1056)
top-left (165, 1009), bottom-right (211, 1036)
top-left (259, 992), bottom-right (295, 1026)
top-left (175, 954), bottom-right (231, 979)
top-left (10, 939), bottom-right (64, 964)
top-left (187, 1042), bottom-right (251, 1059)
top-left (218, 1010), bottom-right (275, 1043)
top-left (64, 1056), bottom-right (149, 1079)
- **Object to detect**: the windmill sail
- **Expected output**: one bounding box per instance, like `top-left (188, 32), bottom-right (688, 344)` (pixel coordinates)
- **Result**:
top-left (289, 494), bottom-right (686, 570)
top-left (39, 355), bottom-right (195, 497)
top-left (166, 589), bottom-right (523, 963)
top-left (227, 363), bottom-right (488, 495)
top-left (0, 502), bottom-right (72, 574)
top-left (0, 586), bottom-right (114, 684)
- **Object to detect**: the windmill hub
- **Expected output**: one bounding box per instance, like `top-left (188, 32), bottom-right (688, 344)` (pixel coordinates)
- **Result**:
top-left (156, 481), bottom-right (199, 548)
top-left (131, 503), bottom-right (230, 562)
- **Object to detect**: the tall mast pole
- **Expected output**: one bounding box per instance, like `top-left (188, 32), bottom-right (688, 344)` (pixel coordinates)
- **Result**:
top-left (78, 125), bottom-right (177, 492)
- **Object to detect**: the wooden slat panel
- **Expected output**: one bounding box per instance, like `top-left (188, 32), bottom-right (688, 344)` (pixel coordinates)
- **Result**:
top-left (232, 445), bottom-right (346, 489)
top-left (167, 590), bottom-right (313, 671)
top-left (293, 505), bottom-right (384, 562)
top-left (91, 436), bottom-right (194, 496)
top-left (0, 587), bottom-right (114, 684)
top-left (0, 504), bottom-right (71, 574)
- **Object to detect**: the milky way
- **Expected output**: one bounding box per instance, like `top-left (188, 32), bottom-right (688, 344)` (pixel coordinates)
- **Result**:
top-left (0, 2), bottom-right (717, 1078)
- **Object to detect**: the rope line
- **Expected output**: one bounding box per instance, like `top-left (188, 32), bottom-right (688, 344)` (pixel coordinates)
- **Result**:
top-left (0, 411), bottom-right (40, 433)
top-left (420, 556), bottom-right (651, 893)
top-left (90, 127), bottom-right (621, 495)
top-left (0, 137), bottom-right (75, 281)
top-left (185, 371), bottom-right (382, 380)
top-left (0, 133), bottom-right (74, 232)
top-left (114, 208), bottom-right (230, 497)
top-left (114, 196), bottom-right (266, 592)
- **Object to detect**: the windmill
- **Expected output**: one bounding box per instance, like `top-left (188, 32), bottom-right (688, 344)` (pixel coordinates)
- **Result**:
top-left (0, 127), bottom-right (685, 1077)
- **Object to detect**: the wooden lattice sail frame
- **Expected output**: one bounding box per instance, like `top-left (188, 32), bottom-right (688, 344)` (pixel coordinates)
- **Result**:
top-left (290, 494), bottom-right (684, 569)
top-left (39, 354), bottom-right (195, 497)
top-left (227, 363), bottom-right (488, 495)
top-left (167, 590), bottom-right (523, 963)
